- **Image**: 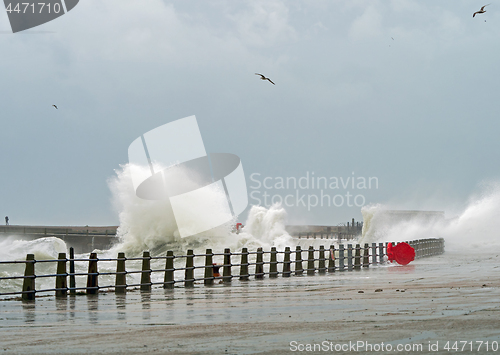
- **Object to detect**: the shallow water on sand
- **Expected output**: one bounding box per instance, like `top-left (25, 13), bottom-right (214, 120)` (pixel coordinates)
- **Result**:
top-left (0, 251), bottom-right (499, 354)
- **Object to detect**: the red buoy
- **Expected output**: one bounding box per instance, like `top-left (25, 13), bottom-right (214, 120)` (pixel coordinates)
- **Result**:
top-left (387, 242), bottom-right (415, 265)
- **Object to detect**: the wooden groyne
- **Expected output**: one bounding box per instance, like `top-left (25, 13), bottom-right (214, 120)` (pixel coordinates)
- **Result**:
top-left (0, 238), bottom-right (444, 301)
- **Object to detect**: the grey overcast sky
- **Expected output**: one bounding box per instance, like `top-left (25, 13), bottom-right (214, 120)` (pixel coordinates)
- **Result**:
top-left (1, 0), bottom-right (499, 226)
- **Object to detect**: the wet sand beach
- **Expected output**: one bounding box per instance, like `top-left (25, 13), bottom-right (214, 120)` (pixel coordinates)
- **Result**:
top-left (1, 250), bottom-right (499, 354)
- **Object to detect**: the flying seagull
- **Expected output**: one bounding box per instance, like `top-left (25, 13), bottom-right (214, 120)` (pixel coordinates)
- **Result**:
top-left (473, 4), bottom-right (490, 17)
top-left (255, 73), bottom-right (275, 85)
top-left (52, 105), bottom-right (58, 109)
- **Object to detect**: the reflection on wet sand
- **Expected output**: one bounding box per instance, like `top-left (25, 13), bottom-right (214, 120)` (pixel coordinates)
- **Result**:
top-left (69, 296), bottom-right (76, 322)
top-left (116, 293), bottom-right (126, 322)
top-left (55, 297), bottom-right (67, 323)
top-left (22, 301), bottom-right (35, 323)
top-left (141, 291), bottom-right (151, 321)
top-left (87, 294), bottom-right (98, 324)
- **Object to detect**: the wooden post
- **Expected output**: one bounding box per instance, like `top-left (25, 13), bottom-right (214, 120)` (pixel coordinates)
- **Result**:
top-left (184, 249), bottom-right (196, 288)
top-left (22, 254), bottom-right (35, 301)
top-left (371, 243), bottom-right (377, 265)
top-left (223, 248), bottom-right (231, 283)
top-left (239, 248), bottom-right (249, 281)
top-left (295, 246), bottom-right (303, 276)
top-left (86, 252), bottom-right (98, 294)
top-left (87, 253), bottom-right (99, 295)
top-left (184, 249), bottom-right (194, 288)
top-left (307, 246), bottom-right (315, 276)
top-left (354, 244), bottom-right (361, 270)
top-left (283, 247), bottom-right (291, 277)
top-left (378, 242), bottom-right (384, 262)
top-left (164, 250), bottom-right (174, 289)
top-left (328, 245), bottom-right (335, 273)
top-left (363, 243), bottom-right (370, 268)
top-left (140, 251), bottom-right (151, 292)
top-left (69, 247), bottom-right (76, 295)
top-left (347, 244), bottom-right (353, 271)
top-left (318, 246), bottom-right (326, 274)
top-left (115, 252), bottom-right (126, 294)
top-left (269, 247), bottom-right (278, 278)
top-left (55, 253), bottom-right (67, 297)
top-left (203, 249), bottom-right (213, 286)
top-left (255, 247), bottom-right (264, 279)
top-left (338, 244), bottom-right (345, 271)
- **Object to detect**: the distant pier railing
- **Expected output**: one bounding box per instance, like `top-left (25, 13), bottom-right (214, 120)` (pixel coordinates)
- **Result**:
top-left (0, 238), bottom-right (445, 301)
top-left (297, 232), bottom-right (358, 241)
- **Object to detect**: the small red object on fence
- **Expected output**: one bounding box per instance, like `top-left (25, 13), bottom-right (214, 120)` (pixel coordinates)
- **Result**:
top-left (212, 263), bottom-right (221, 277)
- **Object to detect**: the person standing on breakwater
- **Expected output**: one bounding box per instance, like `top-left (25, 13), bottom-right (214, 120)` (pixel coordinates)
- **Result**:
top-left (5, 216), bottom-right (8, 225)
